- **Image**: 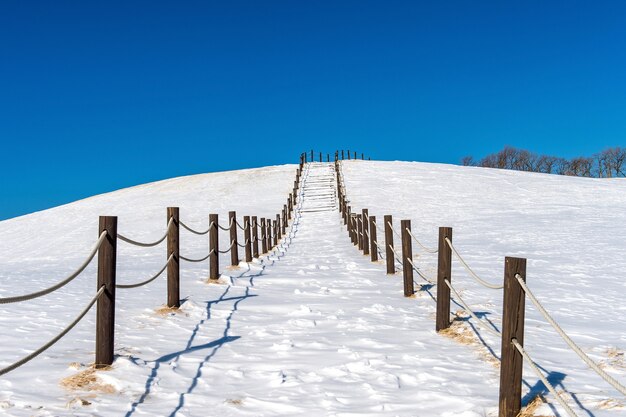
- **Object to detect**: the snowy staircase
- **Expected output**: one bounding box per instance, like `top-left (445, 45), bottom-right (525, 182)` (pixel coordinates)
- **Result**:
top-left (299, 162), bottom-right (337, 213)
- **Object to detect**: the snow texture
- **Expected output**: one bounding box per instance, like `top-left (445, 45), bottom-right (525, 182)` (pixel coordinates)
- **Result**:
top-left (0, 160), bottom-right (624, 416)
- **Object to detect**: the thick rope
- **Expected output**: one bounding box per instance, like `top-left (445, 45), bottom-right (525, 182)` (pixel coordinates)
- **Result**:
top-left (406, 228), bottom-right (438, 253)
top-left (118, 218), bottom-right (173, 247)
top-left (0, 231), bottom-right (107, 304)
top-left (218, 219), bottom-right (234, 231)
top-left (372, 240), bottom-right (387, 260)
top-left (389, 245), bottom-right (404, 265)
top-left (236, 239), bottom-right (250, 248)
top-left (116, 254), bottom-right (174, 289)
top-left (0, 286), bottom-right (105, 376)
top-left (445, 238), bottom-right (503, 289)
top-left (180, 220), bottom-right (213, 236)
top-left (218, 241), bottom-right (236, 254)
top-left (180, 249), bottom-right (214, 263)
top-left (407, 258), bottom-right (436, 285)
top-left (515, 274), bottom-right (626, 396)
top-left (444, 279), bottom-right (501, 337)
top-left (387, 221), bottom-right (402, 240)
top-left (236, 220), bottom-right (249, 231)
top-left (512, 339), bottom-right (578, 417)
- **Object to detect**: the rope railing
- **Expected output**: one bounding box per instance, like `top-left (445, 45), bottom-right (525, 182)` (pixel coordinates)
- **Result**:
top-left (515, 274), bottom-right (626, 396)
top-left (218, 241), bottom-right (236, 254)
top-left (236, 239), bottom-right (250, 248)
top-left (118, 217), bottom-right (173, 247)
top-left (444, 279), bottom-right (500, 337)
top-left (406, 258), bottom-right (436, 285)
top-left (406, 228), bottom-right (438, 253)
top-left (116, 254), bottom-right (174, 289)
top-left (217, 218), bottom-right (234, 231)
top-left (372, 240), bottom-right (387, 260)
top-left (0, 231), bottom-right (108, 304)
top-left (0, 286), bottom-right (105, 377)
top-left (180, 249), bottom-right (214, 263)
top-left (511, 339), bottom-right (578, 417)
top-left (180, 220), bottom-right (213, 236)
top-left (445, 238), bottom-right (503, 289)
top-left (388, 221), bottom-right (402, 240)
top-left (236, 220), bottom-right (249, 231)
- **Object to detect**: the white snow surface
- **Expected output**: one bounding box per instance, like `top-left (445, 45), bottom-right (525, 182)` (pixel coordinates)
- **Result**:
top-left (0, 160), bottom-right (625, 416)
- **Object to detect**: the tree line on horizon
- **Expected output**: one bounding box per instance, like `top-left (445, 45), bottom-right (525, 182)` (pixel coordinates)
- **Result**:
top-left (461, 146), bottom-right (626, 178)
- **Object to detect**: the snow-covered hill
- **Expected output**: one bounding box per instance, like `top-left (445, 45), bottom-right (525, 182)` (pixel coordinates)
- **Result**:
top-left (0, 160), bottom-right (624, 416)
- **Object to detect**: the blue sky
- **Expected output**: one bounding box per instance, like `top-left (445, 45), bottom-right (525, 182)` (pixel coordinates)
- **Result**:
top-left (1, 1), bottom-right (625, 220)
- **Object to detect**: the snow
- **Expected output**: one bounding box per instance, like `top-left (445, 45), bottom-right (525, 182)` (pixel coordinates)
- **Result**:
top-left (0, 160), bottom-right (625, 416)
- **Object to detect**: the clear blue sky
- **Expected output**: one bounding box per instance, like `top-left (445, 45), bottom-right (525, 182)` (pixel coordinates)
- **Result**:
top-left (1, 1), bottom-right (625, 220)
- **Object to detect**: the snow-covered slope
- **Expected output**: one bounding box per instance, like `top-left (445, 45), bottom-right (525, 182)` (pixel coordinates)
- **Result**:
top-left (0, 160), bottom-right (624, 416)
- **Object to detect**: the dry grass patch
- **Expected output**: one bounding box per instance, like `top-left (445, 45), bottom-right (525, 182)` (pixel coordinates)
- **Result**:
top-left (438, 311), bottom-right (500, 368)
top-left (60, 365), bottom-right (115, 394)
top-left (517, 394), bottom-right (551, 417)
top-left (225, 398), bottom-right (244, 407)
top-left (155, 305), bottom-right (185, 316)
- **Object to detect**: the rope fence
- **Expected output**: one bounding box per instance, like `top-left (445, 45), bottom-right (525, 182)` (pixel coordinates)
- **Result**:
top-left (334, 157), bottom-right (626, 417)
top-left (0, 154), bottom-right (307, 377)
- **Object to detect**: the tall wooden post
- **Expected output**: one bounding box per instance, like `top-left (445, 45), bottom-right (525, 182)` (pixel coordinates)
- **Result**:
top-left (348, 150), bottom-right (351, 160)
top-left (282, 206), bottom-right (287, 234)
top-left (401, 220), bottom-right (414, 297)
top-left (319, 152), bottom-right (322, 162)
top-left (243, 216), bottom-right (252, 262)
top-left (436, 227), bottom-right (453, 331)
top-left (260, 218), bottom-right (267, 253)
top-left (327, 153), bottom-right (329, 162)
top-left (346, 206), bottom-right (352, 232)
top-left (369, 215), bottom-right (378, 262)
top-left (288, 195), bottom-right (293, 218)
top-left (357, 214), bottom-right (363, 249)
top-left (252, 216), bottom-right (259, 258)
top-left (361, 153), bottom-right (364, 160)
top-left (354, 151), bottom-right (357, 159)
top-left (96, 216), bottom-right (117, 368)
top-left (384, 215), bottom-right (395, 274)
top-left (167, 207), bottom-right (180, 308)
top-left (276, 214), bottom-right (281, 241)
top-left (266, 218), bottom-right (272, 249)
top-left (499, 257), bottom-right (527, 417)
top-left (273, 219), bottom-right (278, 246)
top-left (209, 214), bottom-right (219, 280)
top-left (341, 150), bottom-right (344, 160)
top-left (229, 211), bottom-right (239, 266)
top-left (362, 209), bottom-right (369, 255)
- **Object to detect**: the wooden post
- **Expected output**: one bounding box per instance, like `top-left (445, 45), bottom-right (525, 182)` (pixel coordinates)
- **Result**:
top-left (252, 216), bottom-right (259, 258)
top-left (384, 215), bottom-right (395, 274)
top-left (288, 194), bottom-right (293, 218)
top-left (436, 227), bottom-right (453, 331)
top-left (96, 216), bottom-right (117, 368)
top-left (499, 257), bottom-right (527, 417)
top-left (229, 211), bottom-right (239, 266)
top-left (327, 153), bottom-right (329, 162)
top-left (362, 209), bottom-right (369, 255)
top-left (341, 149), bottom-right (344, 160)
top-left (310, 149), bottom-right (314, 161)
top-left (369, 215), bottom-right (378, 262)
top-left (273, 219), bottom-right (278, 246)
top-left (260, 218), bottom-right (267, 253)
top-left (209, 214), bottom-right (219, 280)
top-left (346, 206), bottom-right (351, 231)
top-left (354, 151), bottom-right (357, 159)
top-left (361, 153), bottom-right (364, 160)
top-left (401, 220), bottom-right (414, 297)
top-left (282, 205), bottom-right (288, 234)
top-left (267, 218), bottom-right (273, 249)
top-left (276, 214), bottom-right (281, 241)
top-left (347, 150), bottom-right (351, 160)
top-left (243, 216), bottom-right (252, 262)
top-left (357, 214), bottom-right (363, 249)
top-left (319, 152), bottom-right (322, 162)
top-left (167, 207), bottom-right (180, 308)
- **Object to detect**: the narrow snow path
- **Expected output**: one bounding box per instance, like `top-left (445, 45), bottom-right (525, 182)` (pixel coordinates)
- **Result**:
top-left (110, 163), bottom-right (500, 417)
